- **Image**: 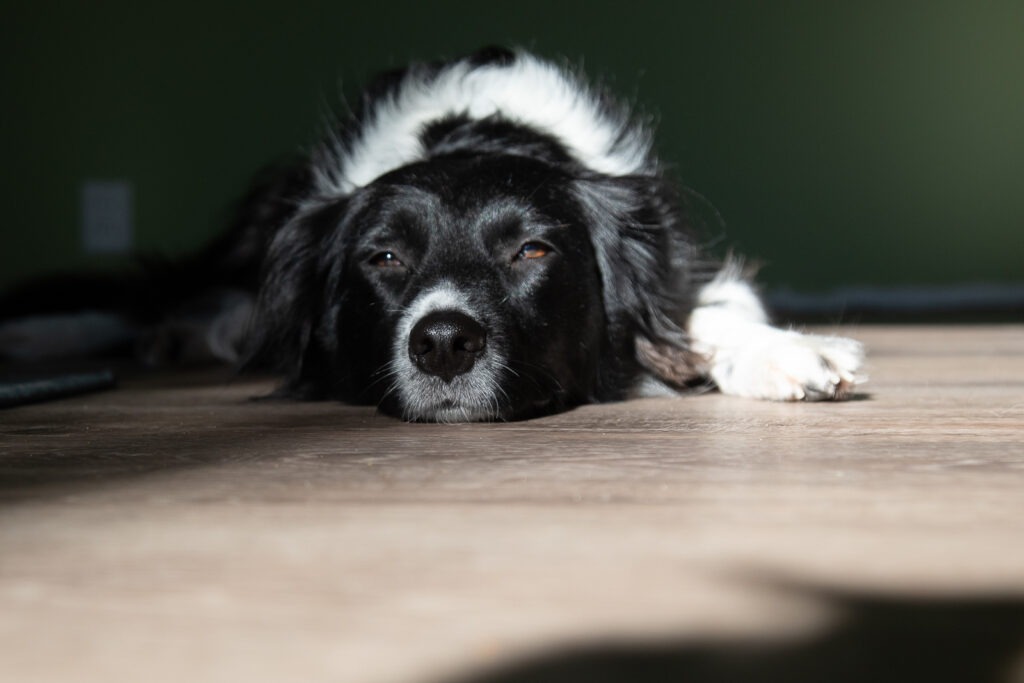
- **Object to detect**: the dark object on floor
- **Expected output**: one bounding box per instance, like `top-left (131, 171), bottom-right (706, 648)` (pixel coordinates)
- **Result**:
top-left (0, 369), bottom-right (116, 408)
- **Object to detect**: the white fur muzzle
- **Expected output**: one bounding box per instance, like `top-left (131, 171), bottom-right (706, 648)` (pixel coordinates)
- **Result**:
top-left (390, 284), bottom-right (504, 422)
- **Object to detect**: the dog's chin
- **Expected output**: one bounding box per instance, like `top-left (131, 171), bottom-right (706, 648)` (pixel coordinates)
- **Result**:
top-left (393, 372), bottom-right (506, 423)
top-left (397, 391), bottom-right (559, 423)
top-left (407, 400), bottom-right (499, 424)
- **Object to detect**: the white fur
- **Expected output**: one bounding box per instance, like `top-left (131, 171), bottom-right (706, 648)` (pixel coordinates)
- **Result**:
top-left (394, 284), bottom-right (467, 350)
top-left (315, 51), bottom-right (653, 195)
top-left (687, 266), bottom-right (866, 401)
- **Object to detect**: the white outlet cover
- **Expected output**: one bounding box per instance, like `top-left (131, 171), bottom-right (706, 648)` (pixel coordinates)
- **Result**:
top-left (81, 180), bottom-right (134, 254)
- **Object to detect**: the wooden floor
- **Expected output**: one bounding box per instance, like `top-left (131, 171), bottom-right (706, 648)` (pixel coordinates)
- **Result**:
top-left (2, 325), bottom-right (1023, 683)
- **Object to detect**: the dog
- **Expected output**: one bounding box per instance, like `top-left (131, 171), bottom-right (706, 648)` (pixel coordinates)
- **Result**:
top-left (0, 47), bottom-right (864, 422)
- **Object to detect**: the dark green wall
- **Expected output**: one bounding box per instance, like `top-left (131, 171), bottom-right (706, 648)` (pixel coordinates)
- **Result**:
top-left (4, 1), bottom-right (1023, 292)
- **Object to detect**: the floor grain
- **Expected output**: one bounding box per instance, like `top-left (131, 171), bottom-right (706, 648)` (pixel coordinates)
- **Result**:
top-left (1, 326), bottom-right (1023, 682)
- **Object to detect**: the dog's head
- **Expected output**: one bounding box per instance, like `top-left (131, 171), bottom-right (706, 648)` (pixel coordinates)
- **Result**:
top-left (248, 152), bottom-right (692, 421)
top-left (245, 51), bottom-right (695, 421)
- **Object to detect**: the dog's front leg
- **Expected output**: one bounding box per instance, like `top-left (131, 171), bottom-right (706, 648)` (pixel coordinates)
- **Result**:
top-left (686, 264), bottom-right (865, 401)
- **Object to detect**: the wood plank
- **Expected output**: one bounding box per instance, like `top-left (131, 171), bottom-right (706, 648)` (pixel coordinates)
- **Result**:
top-left (1, 326), bottom-right (1023, 682)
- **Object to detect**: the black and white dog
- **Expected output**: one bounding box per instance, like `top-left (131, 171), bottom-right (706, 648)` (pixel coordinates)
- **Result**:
top-left (0, 47), bottom-right (863, 421)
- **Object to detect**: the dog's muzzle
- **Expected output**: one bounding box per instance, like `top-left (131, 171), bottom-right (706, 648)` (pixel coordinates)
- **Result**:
top-left (408, 310), bottom-right (487, 383)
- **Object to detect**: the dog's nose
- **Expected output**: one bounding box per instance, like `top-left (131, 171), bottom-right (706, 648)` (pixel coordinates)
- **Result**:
top-left (408, 311), bottom-right (487, 382)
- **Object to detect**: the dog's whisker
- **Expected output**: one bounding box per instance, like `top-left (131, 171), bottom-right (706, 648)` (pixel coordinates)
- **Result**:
top-left (360, 361), bottom-right (404, 401)
top-left (495, 361), bottom-right (521, 379)
top-left (507, 359), bottom-right (566, 395)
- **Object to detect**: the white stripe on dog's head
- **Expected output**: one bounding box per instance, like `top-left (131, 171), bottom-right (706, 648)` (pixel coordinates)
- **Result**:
top-left (395, 283), bottom-right (471, 345)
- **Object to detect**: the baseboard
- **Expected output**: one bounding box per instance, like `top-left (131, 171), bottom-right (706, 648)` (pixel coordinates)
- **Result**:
top-left (767, 283), bottom-right (1024, 322)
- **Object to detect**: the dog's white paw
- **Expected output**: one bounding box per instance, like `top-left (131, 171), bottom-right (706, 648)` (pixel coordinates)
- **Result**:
top-left (710, 330), bottom-right (865, 402)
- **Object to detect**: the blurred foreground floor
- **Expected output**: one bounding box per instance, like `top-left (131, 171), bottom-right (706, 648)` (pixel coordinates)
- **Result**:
top-left (2, 325), bottom-right (1023, 683)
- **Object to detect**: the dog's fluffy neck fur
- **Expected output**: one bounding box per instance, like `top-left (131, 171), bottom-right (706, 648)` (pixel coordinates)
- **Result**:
top-left (312, 48), bottom-right (656, 197)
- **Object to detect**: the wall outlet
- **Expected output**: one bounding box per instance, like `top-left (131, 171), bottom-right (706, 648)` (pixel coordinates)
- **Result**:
top-left (81, 180), bottom-right (134, 253)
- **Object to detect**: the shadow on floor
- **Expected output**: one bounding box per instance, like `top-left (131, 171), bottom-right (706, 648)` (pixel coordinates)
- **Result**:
top-left (443, 587), bottom-right (1024, 683)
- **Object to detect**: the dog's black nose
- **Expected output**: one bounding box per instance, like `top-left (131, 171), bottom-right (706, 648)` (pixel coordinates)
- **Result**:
top-left (408, 311), bottom-right (487, 382)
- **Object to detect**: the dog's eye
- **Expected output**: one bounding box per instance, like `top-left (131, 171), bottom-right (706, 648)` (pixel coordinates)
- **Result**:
top-left (369, 251), bottom-right (404, 268)
top-left (516, 242), bottom-right (550, 261)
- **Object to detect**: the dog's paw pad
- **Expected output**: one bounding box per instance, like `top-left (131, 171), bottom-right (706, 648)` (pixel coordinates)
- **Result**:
top-left (712, 332), bottom-right (866, 402)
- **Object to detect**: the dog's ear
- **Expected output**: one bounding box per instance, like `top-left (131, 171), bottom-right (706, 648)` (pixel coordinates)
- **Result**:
top-left (574, 176), bottom-right (704, 385)
top-left (243, 201), bottom-right (343, 395)
top-left (243, 215), bottom-right (317, 379)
